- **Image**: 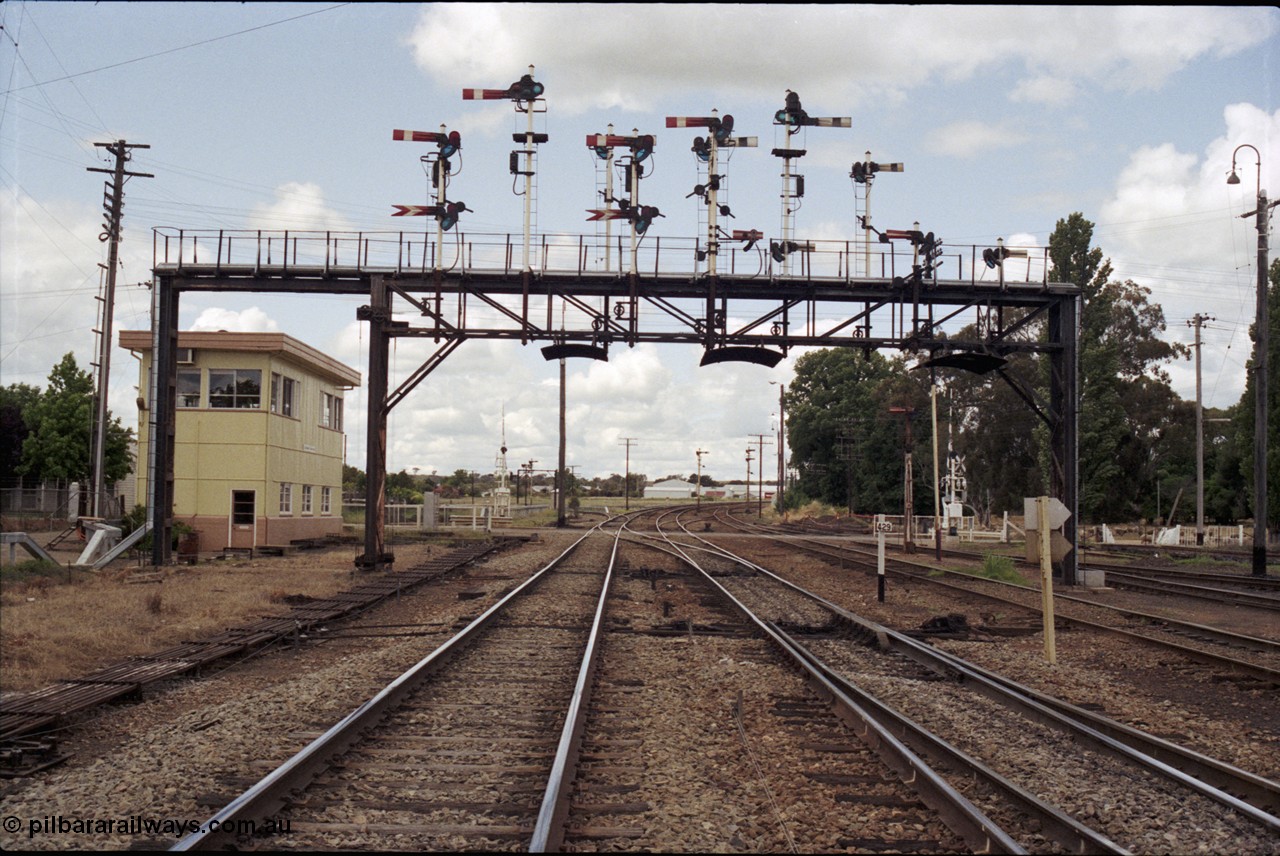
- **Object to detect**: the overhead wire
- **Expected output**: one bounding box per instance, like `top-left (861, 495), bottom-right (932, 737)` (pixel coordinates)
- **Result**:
top-left (1, 3), bottom-right (352, 96)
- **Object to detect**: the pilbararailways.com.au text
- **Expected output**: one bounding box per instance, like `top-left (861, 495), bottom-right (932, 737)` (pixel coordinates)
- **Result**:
top-left (8, 814), bottom-right (290, 840)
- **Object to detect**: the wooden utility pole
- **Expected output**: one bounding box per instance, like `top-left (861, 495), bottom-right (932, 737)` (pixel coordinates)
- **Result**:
top-left (87, 140), bottom-right (151, 519)
top-left (749, 433), bottom-right (772, 517)
top-left (1188, 313), bottom-right (1214, 547)
top-left (619, 438), bottom-right (636, 510)
top-left (890, 406), bottom-right (915, 552)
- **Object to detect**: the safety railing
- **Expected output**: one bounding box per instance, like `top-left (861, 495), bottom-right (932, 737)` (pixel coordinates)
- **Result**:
top-left (153, 228), bottom-right (1054, 288)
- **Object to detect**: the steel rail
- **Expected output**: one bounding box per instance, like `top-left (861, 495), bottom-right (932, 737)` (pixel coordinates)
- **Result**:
top-left (1091, 570), bottom-right (1280, 610)
top-left (766, 621), bottom-right (1129, 855)
top-left (675, 515), bottom-right (1280, 833)
top-left (719, 511), bottom-right (1280, 668)
top-left (170, 517), bottom-right (620, 851)
top-left (528, 522), bottom-right (624, 852)
top-left (646, 508), bottom-right (1025, 855)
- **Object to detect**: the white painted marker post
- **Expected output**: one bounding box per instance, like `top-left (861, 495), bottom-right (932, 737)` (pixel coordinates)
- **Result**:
top-left (877, 531), bottom-right (886, 603)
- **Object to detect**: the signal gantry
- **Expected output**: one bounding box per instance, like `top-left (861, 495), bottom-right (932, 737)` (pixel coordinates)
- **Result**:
top-left (464, 65), bottom-right (549, 277)
top-left (772, 90), bottom-right (850, 276)
top-left (390, 126), bottom-right (467, 272)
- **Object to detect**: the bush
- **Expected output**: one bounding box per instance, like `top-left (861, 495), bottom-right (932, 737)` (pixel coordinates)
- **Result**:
top-left (119, 504), bottom-right (192, 551)
top-left (980, 553), bottom-right (1024, 584)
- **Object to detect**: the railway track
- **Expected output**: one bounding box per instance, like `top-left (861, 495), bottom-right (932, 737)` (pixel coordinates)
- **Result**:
top-left (173, 522), bottom-right (620, 851)
top-left (151, 503), bottom-right (1277, 852)
top-left (173, 512), bottom-right (1007, 853)
top-left (657, 507), bottom-right (1280, 854)
top-left (713, 508), bottom-right (1280, 685)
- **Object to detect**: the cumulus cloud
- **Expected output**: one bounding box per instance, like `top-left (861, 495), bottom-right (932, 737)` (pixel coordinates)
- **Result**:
top-left (925, 120), bottom-right (1030, 159)
top-left (1097, 103), bottom-right (1280, 408)
top-left (1010, 76), bottom-right (1077, 106)
top-left (187, 306), bottom-right (281, 333)
top-left (407, 5), bottom-right (1275, 115)
top-left (247, 182), bottom-right (350, 231)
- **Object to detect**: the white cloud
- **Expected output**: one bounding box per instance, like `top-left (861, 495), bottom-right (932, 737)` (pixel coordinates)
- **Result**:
top-left (408, 5), bottom-right (1276, 115)
top-left (187, 307), bottom-right (281, 333)
top-left (1097, 103), bottom-right (1280, 408)
top-left (247, 182), bottom-right (350, 231)
top-left (925, 120), bottom-right (1029, 159)
top-left (1009, 76), bottom-right (1077, 106)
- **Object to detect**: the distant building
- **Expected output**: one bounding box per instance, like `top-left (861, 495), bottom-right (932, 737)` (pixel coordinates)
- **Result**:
top-left (121, 330), bottom-right (360, 552)
top-left (646, 478), bottom-right (697, 499)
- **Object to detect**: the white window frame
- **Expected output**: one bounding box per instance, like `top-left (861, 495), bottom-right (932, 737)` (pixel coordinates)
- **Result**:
top-left (177, 368), bottom-right (201, 408)
top-left (301, 484), bottom-right (313, 515)
top-left (279, 482), bottom-right (293, 515)
top-left (321, 486), bottom-right (332, 515)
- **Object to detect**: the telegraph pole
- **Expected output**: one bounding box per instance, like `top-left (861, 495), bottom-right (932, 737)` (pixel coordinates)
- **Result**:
top-left (749, 433), bottom-right (772, 517)
top-left (890, 406), bottom-right (915, 552)
top-left (619, 438), bottom-right (636, 510)
top-left (696, 448), bottom-right (708, 509)
top-left (87, 140), bottom-right (151, 519)
top-left (1188, 313), bottom-right (1214, 547)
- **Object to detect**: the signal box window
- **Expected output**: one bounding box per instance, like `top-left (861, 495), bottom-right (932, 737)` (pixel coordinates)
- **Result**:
top-left (209, 369), bottom-right (262, 409)
top-left (271, 373), bottom-right (297, 417)
top-left (321, 392), bottom-right (343, 431)
top-left (177, 369), bottom-right (201, 408)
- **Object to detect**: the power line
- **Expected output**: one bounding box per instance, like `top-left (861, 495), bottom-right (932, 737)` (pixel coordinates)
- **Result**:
top-left (1, 4), bottom-right (351, 96)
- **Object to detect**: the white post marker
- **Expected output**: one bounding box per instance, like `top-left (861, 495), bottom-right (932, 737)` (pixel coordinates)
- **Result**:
top-left (1037, 495), bottom-right (1057, 664)
top-left (877, 529), bottom-right (886, 602)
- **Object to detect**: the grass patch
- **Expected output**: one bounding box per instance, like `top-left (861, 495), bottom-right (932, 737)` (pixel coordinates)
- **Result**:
top-left (0, 559), bottom-right (68, 585)
top-left (1172, 554), bottom-right (1243, 568)
top-left (977, 553), bottom-right (1026, 584)
top-left (0, 546), bottom-right (428, 694)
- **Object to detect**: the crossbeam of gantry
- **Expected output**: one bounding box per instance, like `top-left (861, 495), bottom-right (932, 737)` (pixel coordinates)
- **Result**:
top-left (147, 257), bottom-right (1080, 583)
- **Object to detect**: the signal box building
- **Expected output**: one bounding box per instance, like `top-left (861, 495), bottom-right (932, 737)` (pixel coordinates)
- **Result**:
top-left (121, 330), bottom-right (361, 553)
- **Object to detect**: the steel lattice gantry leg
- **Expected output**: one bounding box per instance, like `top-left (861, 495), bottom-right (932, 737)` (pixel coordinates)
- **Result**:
top-left (149, 276), bottom-right (179, 568)
top-left (1048, 292), bottom-right (1080, 586)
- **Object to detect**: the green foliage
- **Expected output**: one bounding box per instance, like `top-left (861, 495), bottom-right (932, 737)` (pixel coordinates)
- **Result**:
top-left (342, 464), bottom-right (366, 495)
top-left (1230, 259), bottom-right (1280, 530)
top-left (1, 383), bottom-right (41, 482)
top-left (118, 504), bottom-right (191, 550)
top-left (979, 553), bottom-right (1024, 584)
top-left (18, 354), bottom-right (133, 484)
top-left (785, 349), bottom-right (927, 513)
top-left (0, 558), bottom-right (65, 584)
top-left (1048, 215), bottom-right (1191, 522)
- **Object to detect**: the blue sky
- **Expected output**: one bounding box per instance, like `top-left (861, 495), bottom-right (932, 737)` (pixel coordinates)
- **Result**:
top-left (2, 4), bottom-right (1277, 485)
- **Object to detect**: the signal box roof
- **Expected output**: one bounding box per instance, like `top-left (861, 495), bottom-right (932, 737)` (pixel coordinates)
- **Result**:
top-left (119, 330), bottom-right (361, 388)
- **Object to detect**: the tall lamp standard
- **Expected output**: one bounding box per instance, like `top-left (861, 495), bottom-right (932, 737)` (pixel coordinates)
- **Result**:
top-left (1228, 144), bottom-right (1274, 577)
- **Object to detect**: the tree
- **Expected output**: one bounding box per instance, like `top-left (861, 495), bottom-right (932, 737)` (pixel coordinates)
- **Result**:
top-left (785, 349), bottom-right (918, 513)
top-left (342, 464), bottom-right (366, 496)
top-left (1048, 215), bottom-right (1190, 522)
top-left (19, 353), bottom-right (132, 484)
top-left (0, 383), bottom-right (41, 484)
top-left (1232, 258), bottom-right (1280, 531)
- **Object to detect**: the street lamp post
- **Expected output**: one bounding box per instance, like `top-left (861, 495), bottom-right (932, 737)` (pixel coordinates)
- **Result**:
top-left (1228, 144), bottom-right (1273, 577)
